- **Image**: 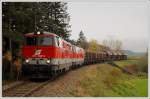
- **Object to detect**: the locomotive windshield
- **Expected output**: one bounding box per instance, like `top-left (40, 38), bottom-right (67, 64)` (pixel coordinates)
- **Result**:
top-left (25, 37), bottom-right (53, 46)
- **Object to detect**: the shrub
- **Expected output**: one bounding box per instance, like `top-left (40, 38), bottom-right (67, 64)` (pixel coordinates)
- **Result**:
top-left (3, 51), bottom-right (12, 61)
top-left (123, 55), bottom-right (148, 74)
top-left (2, 51), bottom-right (12, 80)
top-left (124, 64), bottom-right (138, 74)
top-left (137, 56), bottom-right (148, 73)
top-left (13, 58), bottom-right (21, 72)
top-left (3, 51), bottom-right (22, 80)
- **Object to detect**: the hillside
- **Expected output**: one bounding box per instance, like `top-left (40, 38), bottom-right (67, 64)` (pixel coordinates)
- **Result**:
top-left (123, 50), bottom-right (145, 57)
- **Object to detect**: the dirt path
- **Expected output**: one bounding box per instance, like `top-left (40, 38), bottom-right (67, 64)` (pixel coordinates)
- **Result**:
top-left (30, 64), bottom-right (99, 97)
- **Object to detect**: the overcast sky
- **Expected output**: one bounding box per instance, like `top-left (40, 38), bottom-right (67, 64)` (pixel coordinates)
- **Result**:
top-left (67, 1), bottom-right (149, 52)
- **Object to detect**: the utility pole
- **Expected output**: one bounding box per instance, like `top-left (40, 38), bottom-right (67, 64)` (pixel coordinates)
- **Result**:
top-left (9, 38), bottom-right (13, 79)
top-left (8, 12), bottom-right (13, 79)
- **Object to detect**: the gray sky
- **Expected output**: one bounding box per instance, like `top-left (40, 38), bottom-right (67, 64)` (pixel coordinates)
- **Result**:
top-left (67, 1), bottom-right (149, 52)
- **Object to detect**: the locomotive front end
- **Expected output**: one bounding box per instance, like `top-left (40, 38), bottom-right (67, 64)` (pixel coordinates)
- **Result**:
top-left (22, 32), bottom-right (56, 79)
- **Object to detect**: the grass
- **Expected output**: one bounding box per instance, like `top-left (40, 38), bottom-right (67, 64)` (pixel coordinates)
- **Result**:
top-left (114, 60), bottom-right (139, 67)
top-left (116, 56), bottom-right (148, 74)
top-left (72, 64), bottom-right (115, 96)
top-left (109, 78), bottom-right (148, 97)
top-left (70, 59), bottom-right (148, 97)
top-left (130, 78), bottom-right (148, 96)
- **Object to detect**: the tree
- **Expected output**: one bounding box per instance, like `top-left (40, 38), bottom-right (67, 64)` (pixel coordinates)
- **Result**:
top-left (103, 37), bottom-right (122, 51)
top-left (68, 39), bottom-right (77, 45)
top-left (2, 2), bottom-right (71, 39)
top-left (37, 2), bottom-right (71, 40)
top-left (77, 30), bottom-right (88, 50)
top-left (87, 39), bottom-right (109, 52)
top-left (114, 40), bottom-right (122, 51)
top-left (88, 39), bottom-right (99, 52)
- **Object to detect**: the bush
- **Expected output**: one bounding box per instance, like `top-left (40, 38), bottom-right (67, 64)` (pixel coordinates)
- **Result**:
top-left (123, 55), bottom-right (148, 74)
top-left (2, 51), bottom-right (12, 80)
top-left (137, 56), bottom-right (148, 73)
top-left (3, 51), bottom-right (22, 80)
top-left (124, 64), bottom-right (138, 74)
top-left (3, 51), bottom-right (12, 61)
top-left (13, 58), bottom-right (22, 80)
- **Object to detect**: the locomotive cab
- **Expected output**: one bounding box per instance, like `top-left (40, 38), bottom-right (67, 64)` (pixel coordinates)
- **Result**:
top-left (22, 32), bottom-right (62, 78)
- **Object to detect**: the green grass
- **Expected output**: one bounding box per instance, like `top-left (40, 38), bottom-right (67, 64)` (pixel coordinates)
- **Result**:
top-left (75, 59), bottom-right (148, 97)
top-left (130, 78), bottom-right (148, 96)
top-left (109, 78), bottom-right (148, 97)
top-left (114, 60), bottom-right (139, 67)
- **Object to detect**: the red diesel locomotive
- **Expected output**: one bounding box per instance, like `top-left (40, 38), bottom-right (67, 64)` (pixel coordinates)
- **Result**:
top-left (22, 32), bottom-right (85, 78)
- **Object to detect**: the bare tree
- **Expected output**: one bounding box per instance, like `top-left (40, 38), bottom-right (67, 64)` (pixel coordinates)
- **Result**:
top-left (115, 40), bottom-right (122, 51)
top-left (103, 36), bottom-right (122, 51)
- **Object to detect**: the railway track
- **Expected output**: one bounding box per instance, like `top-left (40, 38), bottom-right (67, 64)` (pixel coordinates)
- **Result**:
top-left (3, 80), bottom-right (50, 97)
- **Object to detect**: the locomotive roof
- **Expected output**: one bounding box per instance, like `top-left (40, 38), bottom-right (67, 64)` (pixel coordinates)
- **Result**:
top-left (24, 31), bottom-right (84, 51)
top-left (24, 32), bottom-right (58, 37)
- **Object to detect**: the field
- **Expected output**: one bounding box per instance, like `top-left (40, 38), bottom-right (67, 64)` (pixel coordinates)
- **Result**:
top-left (69, 59), bottom-right (148, 97)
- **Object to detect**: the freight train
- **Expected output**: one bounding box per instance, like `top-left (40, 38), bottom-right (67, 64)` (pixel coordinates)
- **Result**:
top-left (22, 31), bottom-right (127, 79)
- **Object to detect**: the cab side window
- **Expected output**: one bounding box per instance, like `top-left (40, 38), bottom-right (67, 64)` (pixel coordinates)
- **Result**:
top-left (54, 36), bottom-right (60, 47)
top-left (58, 37), bottom-right (62, 48)
top-left (56, 37), bottom-right (59, 47)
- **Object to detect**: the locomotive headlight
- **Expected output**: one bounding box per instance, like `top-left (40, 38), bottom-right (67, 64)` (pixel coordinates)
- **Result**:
top-left (25, 59), bottom-right (29, 63)
top-left (37, 31), bottom-right (40, 35)
top-left (46, 60), bottom-right (50, 64)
